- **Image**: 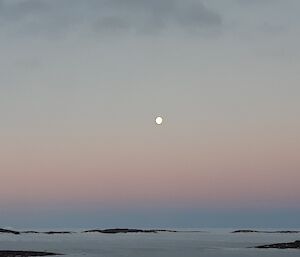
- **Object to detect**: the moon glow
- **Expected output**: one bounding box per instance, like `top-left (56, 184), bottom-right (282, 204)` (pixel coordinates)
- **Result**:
top-left (155, 116), bottom-right (163, 125)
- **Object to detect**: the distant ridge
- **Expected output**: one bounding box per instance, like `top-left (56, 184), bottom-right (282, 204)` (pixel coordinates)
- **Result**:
top-left (0, 228), bottom-right (74, 235)
top-left (23, 231), bottom-right (74, 235)
top-left (83, 228), bottom-right (177, 234)
top-left (0, 251), bottom-right (61, 256)
top-left (232, 229), bottom-right (300, 234)
top-left (0, 228), bottom-right (178, 235)
top-left (0, 228), bottom-right (20, 235)
top-left (0, 227), bottom-right (206, 235)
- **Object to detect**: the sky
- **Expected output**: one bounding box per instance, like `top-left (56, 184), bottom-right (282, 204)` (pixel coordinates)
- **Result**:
top-left (0, 0), bottom-right (300, 229)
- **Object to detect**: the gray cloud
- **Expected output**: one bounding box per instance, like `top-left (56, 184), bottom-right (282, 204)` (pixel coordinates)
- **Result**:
top-left (0, 0), bottom-right (221, 37)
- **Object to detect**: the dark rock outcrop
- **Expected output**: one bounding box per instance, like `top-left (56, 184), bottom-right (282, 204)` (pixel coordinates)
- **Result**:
top-left (154, 229), bottom-right (178, 233)
top-left (232, 230), bottom-right (300, 234)
top-left (1, 228), bottom-right (72, 235)
top-left (256, 240), bottom-right (300, 249)
top-left (0, 227), bottom-right (206, 236)
top-left (0, 251), bottom-right (61, 256)
top-left (83, 228), bottom-right (157, 234)
top-left (83, 228), bottom-right (177, 234)
top-left (22, 231), bottom-right (73, 235)
top-left (0, 228), bottom-right (20, 235)
top-left (2, 227), bottom-right (178, 235)
top-left (232, 230), bottom-right (259, 233)
top-left (43, 231), bottom-right (73, 235)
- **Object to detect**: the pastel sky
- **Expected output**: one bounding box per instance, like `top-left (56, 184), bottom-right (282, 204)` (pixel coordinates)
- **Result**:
top-left (1, 0), bottom-right (300, 228)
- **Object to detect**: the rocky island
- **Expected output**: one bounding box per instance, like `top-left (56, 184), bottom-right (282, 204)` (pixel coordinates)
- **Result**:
top-left (0, 227), bottom-right (178, 235)
top-left (0, 229), bottom-right (20, 235)
top-left (83, 228), bottom-right (177, 234)
top-left (0, 228), bottom-right (74, 235)
top-left (256, 240), bottom-right (300, 249)
top-left (232, 230), bottom-right (300, 234)
top-left (0, 251), bottom-right (61, 257)
top-left (23, 231), bottom-right (73, 235)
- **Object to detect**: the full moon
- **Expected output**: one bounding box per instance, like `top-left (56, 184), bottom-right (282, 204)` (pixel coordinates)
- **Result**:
top-left (155, 116), bottom-right (163, 125)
